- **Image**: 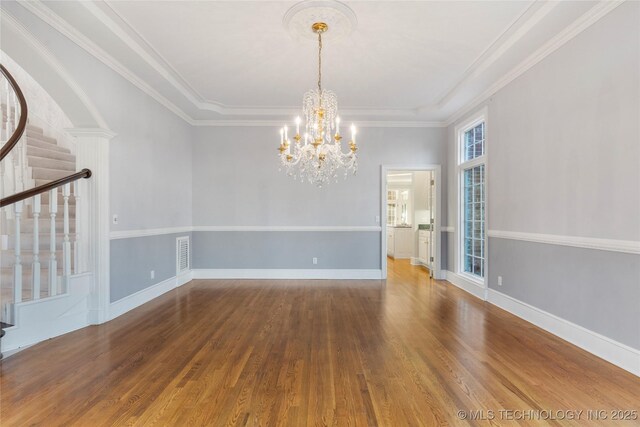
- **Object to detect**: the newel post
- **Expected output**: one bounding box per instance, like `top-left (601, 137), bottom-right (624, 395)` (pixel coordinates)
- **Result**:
top-left (66, 128), bottom-right (116, 324)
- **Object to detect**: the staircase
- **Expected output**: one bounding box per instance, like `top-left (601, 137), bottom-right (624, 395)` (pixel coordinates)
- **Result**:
top-left (0, 63), bottom-right (94, 357)
top-left (1, 121), bottom-right (77, 307)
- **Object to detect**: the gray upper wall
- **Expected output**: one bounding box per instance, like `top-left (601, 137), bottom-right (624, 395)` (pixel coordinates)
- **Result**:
top-left (488, 3), bottom-right (639, 241)
top-left (192, 126), bottom-right (447, 227)
top-left (1, 3), bottom-right (193, 232)
top-left (446, 2), bottom-right (640, 242)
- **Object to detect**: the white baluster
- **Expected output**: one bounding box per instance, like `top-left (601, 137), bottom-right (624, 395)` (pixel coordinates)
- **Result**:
top-left (0, 80), bottom-right (4, 142)
top-left (5, 79), bottom-right (11, 128)
top-left (13, 90), bottom-right (18, 130)
top-left (32, 194), bottom-right (41, 300)
top-left (62, 183), bottom-right (71, 292)
top-left (0, 152), bottom-right (4, 200)
top-left (13, 201), bottom-right (23, 303)
top-left (4, 85), bottom-right (16, 198)
top-left (13, 92), bottom-right (23, 192)
top-left (73, 181), bottom-right (81, 274)
top-left (14, 139), bottom-right (24, 192)
top-left (49, 188), bottom-right (58, 296)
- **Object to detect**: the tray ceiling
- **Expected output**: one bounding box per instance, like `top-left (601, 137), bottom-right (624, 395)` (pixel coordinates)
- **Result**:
top-left (2, 0), bottom-right (610, 124)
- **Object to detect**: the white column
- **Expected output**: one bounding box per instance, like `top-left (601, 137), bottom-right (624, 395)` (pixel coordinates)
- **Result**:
top-left (13, 201), bottom-right (23, 303)
top-left (66, 128), bottom-right (115, 324)
top-left (48, 187), bottom-right (58, 296)
top-left (62, 183), bottom-right (71, 293)
top-left (32, 194), bottom-right (41, 300)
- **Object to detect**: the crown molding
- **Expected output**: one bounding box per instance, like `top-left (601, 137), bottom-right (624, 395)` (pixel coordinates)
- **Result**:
top-left (445, 0), bottom-right (625, 126)
top-left (15, 0), bottom-right (625, 129)
top-left (19, 0), bottom-right (194, 124)
top-left (81, 1), bottom-right (206, 109)
top-left (0, 10), bottom-right (109, 129)
top-left (191, 119), bottom-right (447, 128)
top-left (436, 1), bottom-right (558, 108)
top-left (22, 1), bottom-right (434, 124)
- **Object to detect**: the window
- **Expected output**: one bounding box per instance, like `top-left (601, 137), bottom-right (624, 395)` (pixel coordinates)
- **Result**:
top-left (463, 164), bottom-right (484, 276)
top-left (463, 122), bottom-right (485, 161)
top-left (458, 118), bottom-right (486, 280)
top-left (387, 190), bottom-right (397, 225)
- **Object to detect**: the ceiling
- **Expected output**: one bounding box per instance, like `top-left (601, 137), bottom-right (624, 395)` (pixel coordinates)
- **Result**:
top-left (4, 0), bottom-right (611, 125)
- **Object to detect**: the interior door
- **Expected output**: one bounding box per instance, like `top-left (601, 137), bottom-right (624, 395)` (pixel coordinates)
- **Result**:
top-left (428, 173), bottom-right (435, 278)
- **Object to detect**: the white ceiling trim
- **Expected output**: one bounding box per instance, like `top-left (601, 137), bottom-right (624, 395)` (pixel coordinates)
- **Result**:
top-left (436, 0), bottom-right (557, 108)
top-left (445, 0), bottom-right (625, 126)
top-left (31, 0), bottom-right (433, 121)
top-left (1, 11), bottom-right (109, 130)
top-left (22, 0), bottom-right (435, 125)
top-left (20, 0), bottom-right (194, 124)
top-left (81, 1), bottom-right (207, 110)
top-left (192, 120), bottom-right (447, 128)
top-left (15, 0), bottom-right (624, 129)
top-left (95, 1), bottom-right (419, 119)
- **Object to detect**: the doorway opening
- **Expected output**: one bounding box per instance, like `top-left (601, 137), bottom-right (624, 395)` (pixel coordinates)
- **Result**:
top-left (381, 166), bottom-right (442, 280)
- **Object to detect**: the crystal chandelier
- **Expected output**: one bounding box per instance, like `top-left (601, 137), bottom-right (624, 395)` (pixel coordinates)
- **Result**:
top-left (278, 22), bottom-right (358, 187)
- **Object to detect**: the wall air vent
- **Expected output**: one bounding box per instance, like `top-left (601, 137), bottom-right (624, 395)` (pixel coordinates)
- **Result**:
top-left (176, 236), bottom-right (190, 275)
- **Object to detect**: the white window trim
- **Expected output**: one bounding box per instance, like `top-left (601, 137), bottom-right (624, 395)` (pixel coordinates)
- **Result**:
top-left (455, 108), bottom-right (489, 290)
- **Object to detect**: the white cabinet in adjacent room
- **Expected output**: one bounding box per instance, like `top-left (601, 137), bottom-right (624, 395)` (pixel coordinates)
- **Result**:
top-left (387, 227), bottom-right (395, 256)
top-left (387, 227), bottom-right (413, 259)
top-left (418, 230), bottom-right (431, 266)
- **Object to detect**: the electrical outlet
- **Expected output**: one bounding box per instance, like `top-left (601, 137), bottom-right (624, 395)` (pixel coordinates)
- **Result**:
top-left (375, 215), bottom-right (380, 224)
top-left (112, 214), bottom-right (119, 225)
top-left (150, 270), bottom-right (155, 279)
top-left (498, 276), bottom-right (503, 286)
top-left (312, 257), bottom-right (318, 265)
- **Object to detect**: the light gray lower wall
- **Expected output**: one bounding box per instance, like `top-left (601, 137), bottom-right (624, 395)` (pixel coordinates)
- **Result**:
top-left (440, 231), bottom-right (449, 271)
top-left (192, 231), bottom-right (380, 270)
top-left (488, 237), bottom-right (640, 349)
top-left (110, 232), bottom-right (192, 302)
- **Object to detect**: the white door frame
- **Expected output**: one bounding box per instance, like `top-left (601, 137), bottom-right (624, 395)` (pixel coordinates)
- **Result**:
top-left (381, 164), bottom-right (443, 280)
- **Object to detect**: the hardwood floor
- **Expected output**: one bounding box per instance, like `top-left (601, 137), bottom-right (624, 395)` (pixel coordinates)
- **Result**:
top-left (1, 259), bottom-right (639, 426)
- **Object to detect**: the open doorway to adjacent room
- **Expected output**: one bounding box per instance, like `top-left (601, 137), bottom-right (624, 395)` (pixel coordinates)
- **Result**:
top-left (381, 166), bottom-right (442, 280)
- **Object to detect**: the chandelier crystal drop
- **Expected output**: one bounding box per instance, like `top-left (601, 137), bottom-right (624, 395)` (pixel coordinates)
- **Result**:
top-left (278, 22), bottom-right (358, 187)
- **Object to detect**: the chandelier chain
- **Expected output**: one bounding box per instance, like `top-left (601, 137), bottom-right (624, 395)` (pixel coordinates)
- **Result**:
top-left (318, 31), bottom-right (322, 93)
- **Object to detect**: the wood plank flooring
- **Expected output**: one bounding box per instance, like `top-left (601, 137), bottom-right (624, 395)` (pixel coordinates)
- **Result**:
top-left (1, 259), bottom-right (639, 426)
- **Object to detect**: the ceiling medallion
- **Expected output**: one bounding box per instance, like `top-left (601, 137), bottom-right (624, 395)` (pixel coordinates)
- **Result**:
top-left (278, 3), bottom-right (359, 187)
top-left (283, 0), bottom-right (357, 41)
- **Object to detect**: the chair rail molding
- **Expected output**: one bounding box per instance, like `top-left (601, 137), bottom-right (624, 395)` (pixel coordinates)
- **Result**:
top-left (66, 127), bottom-right (116, 324)
top-left (487, 230), bottom-right (640, 255)
top-left (109, 225), bottom-right (383, 240)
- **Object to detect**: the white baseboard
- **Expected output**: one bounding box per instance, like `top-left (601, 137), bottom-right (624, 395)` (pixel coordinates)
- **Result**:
top-left (177, 270), bottom-right (193, 287)
top-left (109, 272), bottom-right (192, 320)
top-left (487, 289), bottom-right (640, 377)
top-left (192, 269), bottom-right (383, 280)
top-left (445, 270), bottom-right (487, 300)
top-left (443, 270), bottom-right (639, 376)
top-left (410, 257), bottom-right (432, 269)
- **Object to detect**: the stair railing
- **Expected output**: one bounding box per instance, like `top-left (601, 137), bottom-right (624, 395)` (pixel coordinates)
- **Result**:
top-left (0, 63), bottom-right (92, 324)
